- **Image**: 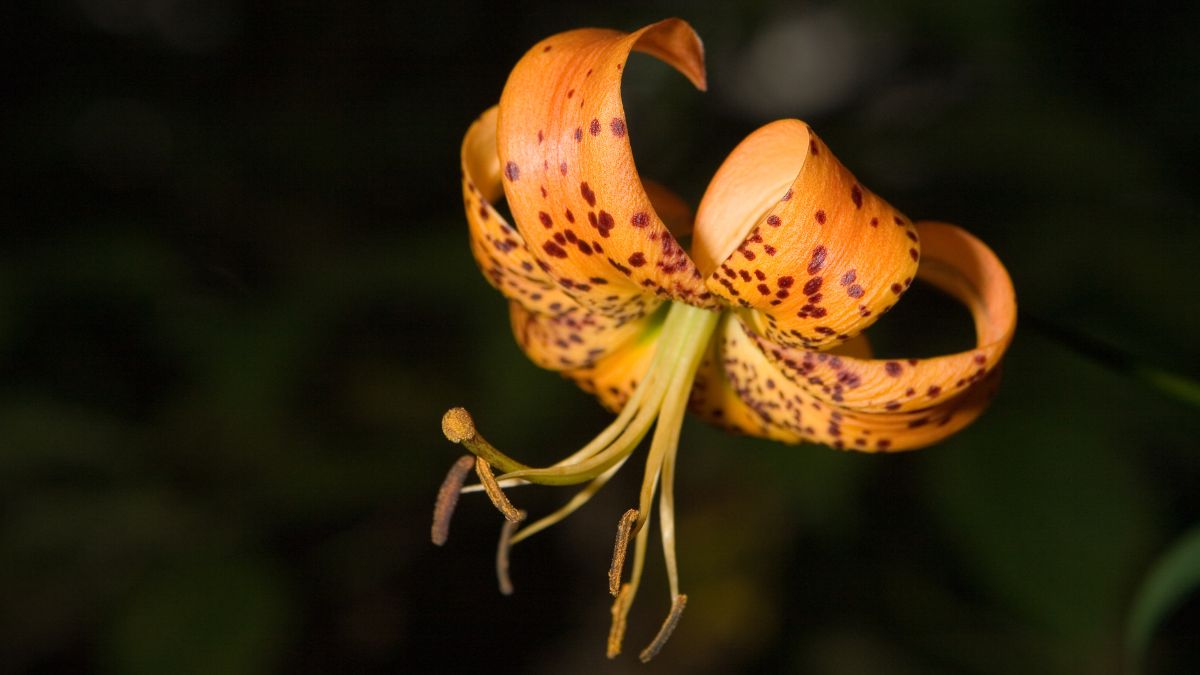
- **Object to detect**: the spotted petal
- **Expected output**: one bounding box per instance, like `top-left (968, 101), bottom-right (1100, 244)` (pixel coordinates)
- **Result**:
top-left (462, 106), bottom-right (579, 317)
top-left (496, 19), bottom-right (718, 323)
top-left (693, 312), bottom-right (1002, 451)
top-left (750, 221), bottom-right (1016, 414)
top-left (693, 120), bottom-right (920, 350)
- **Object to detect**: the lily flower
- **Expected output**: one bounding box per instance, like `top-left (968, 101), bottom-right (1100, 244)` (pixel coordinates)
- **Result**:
top-left (434, 18), bottom-right (1016, 662)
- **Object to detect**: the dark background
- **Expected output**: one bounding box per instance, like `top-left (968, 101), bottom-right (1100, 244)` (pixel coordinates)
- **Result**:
top-left (5, 1), bottom-right (1199, 673)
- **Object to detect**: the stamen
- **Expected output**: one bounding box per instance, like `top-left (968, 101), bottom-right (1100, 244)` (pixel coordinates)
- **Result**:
top-left (496, 509), bottom-right (526, 595)
top-left (608, 508), bottom-right (639, 596)
top-left (638, 594), bottom-right (688, 663)
top-left (606, 583), bottom-right (632, 658)
top-left (431, 454), bottom-right (475, 545)
top-left (475, 457), bottom-right (523, 522)
top-left (509, 457), bottom-right (629, 546)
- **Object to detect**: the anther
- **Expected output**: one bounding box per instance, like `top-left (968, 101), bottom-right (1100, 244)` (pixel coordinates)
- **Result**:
top-left (606, 583), bottom-right (631, 659)
top-left (431, 455), bottom-right (475, 546)
top-left (496, 509), bottom-right (526, 595)
top-left (476, 457), bottom-right (523, 522)
top-left (608, 508), bottom-right (639, 596)
top-left (638, 594), bottom-right (687, 663)
top-left (441, 407), bottom-right (477, 443)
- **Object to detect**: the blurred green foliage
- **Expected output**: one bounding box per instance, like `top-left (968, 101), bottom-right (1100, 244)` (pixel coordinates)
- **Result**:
top-left (3, 0), bottom-right (1198, 673)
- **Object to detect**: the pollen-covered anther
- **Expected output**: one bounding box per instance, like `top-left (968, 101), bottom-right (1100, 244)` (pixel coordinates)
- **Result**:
top-left (608, 508), bottom-right (639, 596)
top-left (431, 455), bottom-right (475, 546)
top-left (638, 594), bottom-right (688, 663)
top-left (607, 583), bottom-right (632, 659)
top-left (496, 509), bottom-right (526, 596)
top-left (475, 458), bottom-right (524, 522)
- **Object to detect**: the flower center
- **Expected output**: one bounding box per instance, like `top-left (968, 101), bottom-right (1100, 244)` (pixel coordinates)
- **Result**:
top-left (433, 301), bottom-right (720, 660)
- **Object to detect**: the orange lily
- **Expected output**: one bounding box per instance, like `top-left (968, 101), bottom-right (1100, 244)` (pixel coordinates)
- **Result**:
top-left (435, 19), bottom-right (1015, 661)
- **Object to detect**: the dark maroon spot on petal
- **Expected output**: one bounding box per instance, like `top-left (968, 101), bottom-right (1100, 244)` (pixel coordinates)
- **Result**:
top-left (597, 210), bottom-right (614, 230)
top-left (754, 269), bottom-right (766, 281)
top-left (567, 88), bottom-right (575, 98)
top-left (809, 139), bottom-right (819, 155)
top-left (850, 184), bottom-right (863, 209)
top-left (870, 217), bottom-right (879, 227)
top-left (608, 257), bottom-right (631, 275)
top-left (906, 230), bottom-right (918, 242)
top-left (928, 385), bottom-right (942, 397)
top-left (803, 277), bottom-right (823, 296)
top-left (890, 282), bottom-right (903, 295)
top-left (884, 361), bottom-right (902, 377)
top-left (543, 45), bottom-right (552, 52)
top-left (564, 209), bottom-right (575, 223)
top-left (894, 216), bottom-right (905, 225)
top-left (574, 128), bottom-right (583, 142)
top-left (559, 162), bottom-right (568, 176)
top-left (504, 162), bottom-right (520, 181)
top-left (763, 244), bottom-right (777, 255)
top-left (564, 230), bottom-right (577, 243)
top-left (811, 307), bottom-right (828, 318)
top-left (840, 269), bottom-right (856, 285)
top-left (553, 232), bottom-right (566, 245)
top-left (610, 118), bottom-right (626, 137)
top-left (538, 211), bottom-right (553, 228)
top-left (782, 189), bottom-right (793, 201)
top-left (630, 212), bottom-right (649, 227)
top-left (767, 215), bottom-right (781, 227)
top-left (814, 210), bottom-right (826, 224)
top-left (757, 284), bottom-right (770, 295)
top-left (815, 326), bottom-right (834, 335)
top-left (628, 252), bottom-right (646, 267)
top-left (577, 240), bottom-right (593, 255)
top-left (778, 275), bottom-right (794, 288)
top-left (740, 248), bottom-right (756, 261)
top-left (542, 241), bottom-right (567, 258)
top-left (589, 118), bottom-right (601, 136)
top-left (808, 246), bottom-right (827, 274)
top-left (847, 284), bottom-right (864, 298)
top-left (580, 182), bottom-right (596, 206)
top-left (909, 248), bottom-right (919, 261)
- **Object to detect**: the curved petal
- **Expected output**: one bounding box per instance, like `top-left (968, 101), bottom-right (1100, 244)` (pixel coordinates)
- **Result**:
top-left (692, 313), bottom-right (1002, 451)
top-left (751, 222), bottom-right (1016, 413)
top-left (693, 120), bottom-right (920, 350)
top-left (509, 300), bottom-right (655, 372)
top-left (462, 106), bottom-right (581, 317)
top-left (496, 19), bottom-right (719, 322)
top-left (563, 319), bottom-right (663, 412)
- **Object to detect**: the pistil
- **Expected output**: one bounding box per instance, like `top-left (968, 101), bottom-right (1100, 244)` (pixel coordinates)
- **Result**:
top-left (435, 301), bottom-right (720, 661)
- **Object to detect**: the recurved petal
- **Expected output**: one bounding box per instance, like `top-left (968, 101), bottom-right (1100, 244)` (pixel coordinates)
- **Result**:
top-left (509, 300), bottom-right (653, 373)
top-left (693, 120), bottom-right (920, 350)
top-left (563, 316), bottom-right (663, 412)
top-left (751, 221), bottom-right (1016, 413)
top-left (463, 106), bottom-right (581, 317)
top-left (496, 19), bottom-right (718, 322)
top-left (697, 313), bottom-right (1002, 452)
